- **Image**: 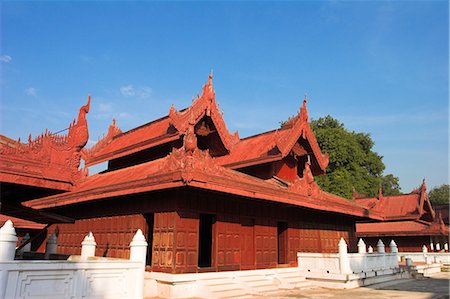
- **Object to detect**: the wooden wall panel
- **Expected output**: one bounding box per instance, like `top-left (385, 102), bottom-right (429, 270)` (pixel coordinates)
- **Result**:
top-left (48, 214), bottom-right (146, 258)
top-left (174, 211), bottom-right (198, 273)
top-left (152, 211), bottom-right (177, 273)
top-left (216, 214), bottom-right (240, 271)
top-left (287, 225), bottom-right (300, 266)
top-left (240, 217), bottom-right (255, 270)
top-left (255, 218), bottom-right (277, 269)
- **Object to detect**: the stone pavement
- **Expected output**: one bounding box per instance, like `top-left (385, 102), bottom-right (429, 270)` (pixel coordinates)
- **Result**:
top-left (255, 272), bottom-right (450, 299)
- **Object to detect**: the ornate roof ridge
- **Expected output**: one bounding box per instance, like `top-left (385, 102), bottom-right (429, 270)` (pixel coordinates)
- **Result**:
top-left (82, 118), bottom-right (122, 162)
top-left (168, 73), bottom-right (239, 152)
top-left (275, 97), bottom-right (329, 172)
top-left (0, 96), bottom-right (91, 187)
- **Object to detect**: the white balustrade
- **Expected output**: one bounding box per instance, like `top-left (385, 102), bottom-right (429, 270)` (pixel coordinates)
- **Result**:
top-left (0, 219), bottom-right (148, 299)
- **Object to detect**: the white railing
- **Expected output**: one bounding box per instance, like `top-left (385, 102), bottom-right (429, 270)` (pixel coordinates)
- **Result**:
top-left (297, 238), bottom-right (399, 275)
top-left (398, 245), bottom-right (450, 264)
top-left (0, 220), bottom-right (148, 299)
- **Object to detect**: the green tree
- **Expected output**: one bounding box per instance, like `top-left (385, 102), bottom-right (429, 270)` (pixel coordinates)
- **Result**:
top-left (428, 184), bottom-right (449, 204)
top-left (306, 115), bottom-right (401, 199)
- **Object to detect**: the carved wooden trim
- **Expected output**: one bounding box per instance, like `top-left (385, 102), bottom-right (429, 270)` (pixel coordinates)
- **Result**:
top-left (82, 118), bottom-right (122, 164)
top-left (276, 98), bottom-right (329, 172)
top-left (0, 97), bottom-right (91, 187)
top-left (168, 74), bottom-right (239, 152)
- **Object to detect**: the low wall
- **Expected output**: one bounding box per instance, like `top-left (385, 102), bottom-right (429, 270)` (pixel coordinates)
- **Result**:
top-left (398, 252), bottom-right (450, 264)
top-left (296, 238), bottom-right (404, 289)
top-left (0, 220), bottom-right (149, 299)
top-left (0, 258), bottom-right (144, 299)
top-left (297, 252), bottom-right (398, 275)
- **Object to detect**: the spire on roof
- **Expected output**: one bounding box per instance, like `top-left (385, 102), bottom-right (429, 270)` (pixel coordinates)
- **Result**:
top-left (378, 183), bottom-right (383, 200)
top-left (421, 178), bottom-right (427, 192)
top-left (299, 94), bottom-right (308, 123)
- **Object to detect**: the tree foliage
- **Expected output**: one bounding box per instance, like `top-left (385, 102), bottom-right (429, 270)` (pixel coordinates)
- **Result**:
top-left (428, 184), bottom-right (450, 204)
top-left (307, 115), bottom-right (401, 199)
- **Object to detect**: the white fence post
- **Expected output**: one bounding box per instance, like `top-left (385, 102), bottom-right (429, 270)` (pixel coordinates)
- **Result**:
top-left (377, 239), bottom-right (385, 253)
top-left (445, 243), bottom-right (448, 253)
top-left (368, 246), bottom-right (373, 253)
top-left (430, 242), bottom-right (434, 252)
top-left (422, 245), bottom-right (428, 253)
top-left (45, 233), bottom-right (58, 259)
top-left (377, 239), bottom-right (385, 268)
top-left (338, 238), bottom-right (351, 274)
top-left (389, 240), bottom-right (398, 253)
top-left (130, 229), bottom-right (148, 299)
top-left (81, 232), bottom-right (97, 260)
top-left (0, 220), bottom-right (18, 261)
top-left (436, 243), bottom-right (441, 252)
top-left (357, 238), bottom-right (366, 253)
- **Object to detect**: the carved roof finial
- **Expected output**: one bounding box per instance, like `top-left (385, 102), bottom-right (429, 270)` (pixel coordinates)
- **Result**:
top-left (421, 178), bottom-right (427, 191)
top-left (202, 71), bottom-right (215, 102)
top-left (112, 118), bottom-right (116, 127)
top-left (299, 94), bottom-right (308, 123)
top-left (82, 95), bottom-right (91, 113)
top-left (378, 182), bottom-right (383, 200)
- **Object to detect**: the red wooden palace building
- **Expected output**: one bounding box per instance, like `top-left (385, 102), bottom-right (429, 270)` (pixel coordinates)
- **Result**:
top-left (355, 181), bottom-right (449, 252)
top-left (3, 75), bottom-right (387, 273)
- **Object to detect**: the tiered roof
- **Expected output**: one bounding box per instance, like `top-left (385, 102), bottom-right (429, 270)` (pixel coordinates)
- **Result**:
top-left (356, 181), bottom-right (448, 237)
top-left (23, 75), bottom-right (380, 220)
top-left (82, 74), bottom-right (239, 166)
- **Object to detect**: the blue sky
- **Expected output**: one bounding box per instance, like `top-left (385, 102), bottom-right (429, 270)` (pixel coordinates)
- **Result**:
top-left (1, 1), bottom-right (448, 192)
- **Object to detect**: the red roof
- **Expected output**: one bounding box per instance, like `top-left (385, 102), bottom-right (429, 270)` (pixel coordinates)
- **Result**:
top-left (214, 110), bottom-right (329, 175)
top-left (355, 181), bottom-right (434, 221)
top-left (24, 146), bottom-right (382, 220)
top-left (20, 76), bottom-right (379, 222)
top-left (82, 74), bottom-right (239, 166)
top-left (356, 219), bottom-right (448, 237)
top-left (355, 181), bottom-right (448, 237)
top-left (0, 97), bottom-right (91, 191)
top-left (0, 214), bottom-right (46, 230)
top-left (83, 76), bottom-right (328, 175)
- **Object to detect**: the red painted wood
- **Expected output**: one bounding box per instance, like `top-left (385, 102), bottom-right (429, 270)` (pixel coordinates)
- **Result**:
top-left (240, 218), bottom-right (255, 270)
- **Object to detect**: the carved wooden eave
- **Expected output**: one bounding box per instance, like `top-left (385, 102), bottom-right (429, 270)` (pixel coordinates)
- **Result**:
top-left (82, 118), bottom-right (122, 164)
top-left (275, 98), bottom-right (329, 173)
top-left (287, 159), bottom-right (320, 197)
top-left (23, 135), bottom-right (382, 221)
top-left (168, 73), bottom-right (239, 152)
top-left (0, 96), bottom-right (91, 189)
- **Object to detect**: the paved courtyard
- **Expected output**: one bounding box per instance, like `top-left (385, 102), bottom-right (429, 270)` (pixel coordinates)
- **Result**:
top-left (259, 272), bottom-right (450, 299)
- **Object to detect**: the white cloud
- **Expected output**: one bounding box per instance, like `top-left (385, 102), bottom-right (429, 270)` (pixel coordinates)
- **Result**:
top-left (120, 85), bottom-right (152, 99)
top-left (25, 87), bottom-right (38, 97)
top-left (138, 87), bottom-right (152, 99)
top-left (118, 112), bottom-right (132, 119)
top-left (0, 55), bottom-right (12, 63)
top-left (120, 85), bottom-right (135, 97)
top-left (98, 103), bottom-right (113, 113)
